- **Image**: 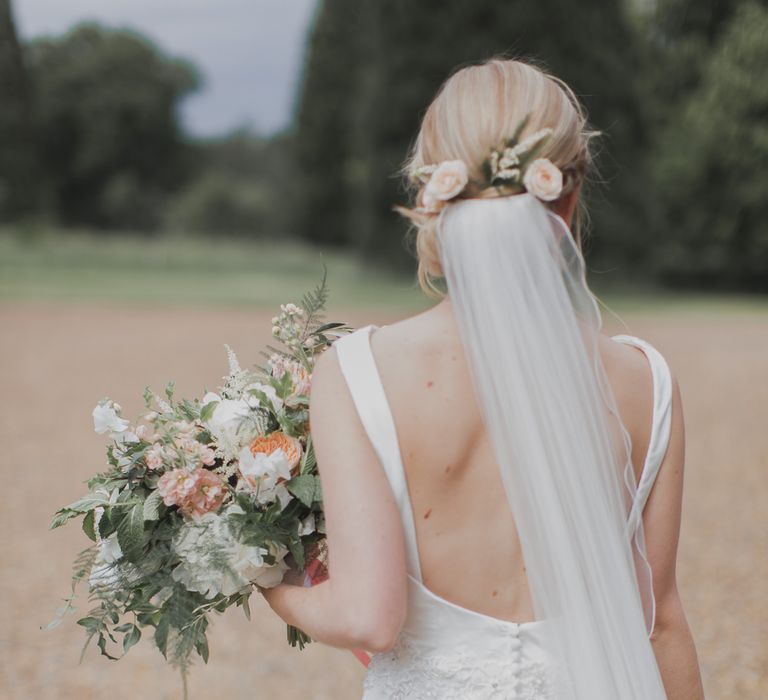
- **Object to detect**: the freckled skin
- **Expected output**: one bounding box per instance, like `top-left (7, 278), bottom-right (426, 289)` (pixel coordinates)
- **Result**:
top-left (424, 508), bottom-right (432, 519)
top-left (426, 380), bottom-right (434, 388)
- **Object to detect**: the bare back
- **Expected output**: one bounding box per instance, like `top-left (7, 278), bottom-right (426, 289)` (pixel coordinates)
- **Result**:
top-left (370, 297), bottom-right (658, 623)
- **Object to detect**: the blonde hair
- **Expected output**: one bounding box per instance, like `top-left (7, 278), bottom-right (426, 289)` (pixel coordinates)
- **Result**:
top-left (397, 57), bottom-right (599, 298)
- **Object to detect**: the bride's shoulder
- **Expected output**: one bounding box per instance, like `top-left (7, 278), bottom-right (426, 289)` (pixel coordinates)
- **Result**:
top-left (599, 332), bottom-right (659, 410)
top-left (371, 300), bottom-right (456, 355)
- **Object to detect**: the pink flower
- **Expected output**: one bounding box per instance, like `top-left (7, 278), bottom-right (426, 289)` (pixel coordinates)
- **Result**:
top-left (199, 446), bottom-right (216, 466)
top-left (135, 424), bottom-right (157, 442)
top-left (269, 354), bottom-right (312, 405)
top-left (145, 443), bottom-right (167, 471)
top-left (523, 158), bottom-right (563, 201)
top-left (157, 468), bottom-right (225, 517)
top-left (422, 160), bottom-right (469, 212)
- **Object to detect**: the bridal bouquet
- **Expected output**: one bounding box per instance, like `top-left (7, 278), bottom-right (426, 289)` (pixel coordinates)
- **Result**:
top-left (50, 276), bottom-right (349, 677)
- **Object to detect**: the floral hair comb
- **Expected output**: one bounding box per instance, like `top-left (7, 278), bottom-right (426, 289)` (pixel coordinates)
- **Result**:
top-left (410, 115), bottom-right (563, 214)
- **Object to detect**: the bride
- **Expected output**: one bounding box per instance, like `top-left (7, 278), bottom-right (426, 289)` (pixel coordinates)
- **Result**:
top-left (260, 58), bottom-right (704, 699)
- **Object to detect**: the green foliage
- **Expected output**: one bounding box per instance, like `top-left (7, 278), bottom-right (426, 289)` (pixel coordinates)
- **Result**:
top-left (286, 474), bottom-right (322, 508)
top-left (51, 494), bottom-right (114, 529)
top-left (165, 171), bottom-right (273, 237)
top-left (143, 490), bottom-right (164, 521)
top-left (116, 502), bottom-right (146, 562)
top-left (165, 130), bottom-right (298, 239)
top-left (26, 23), bottom-right (200, 229)
top-left (651, 1), bottom-right (768, 288)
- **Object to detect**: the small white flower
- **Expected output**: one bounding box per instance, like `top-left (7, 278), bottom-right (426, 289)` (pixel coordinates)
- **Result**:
top-left (92, 402), bottom-right (130, 435)
top-left (523, 158), bottom-right (563, 202)
top-left (499, 150), bottom-right (520, 170)
top-left (97, 532), bottom-right (123, 564)
top-left (512, 128), bottom-right (553, 158)
top-left (238, 447), bottom-right (293, 507)
top-left (495, 168), bottom-right (521, 181)
top-left (299, 513), bottom-right (316, 536)
top-left (489, 151), bottom-right (500, 175)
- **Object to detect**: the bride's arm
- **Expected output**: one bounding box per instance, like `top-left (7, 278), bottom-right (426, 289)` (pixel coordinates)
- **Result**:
top-left (644, 373), bottom-right (705, 699)
top-left (260, 345), bottom-right (408, 653)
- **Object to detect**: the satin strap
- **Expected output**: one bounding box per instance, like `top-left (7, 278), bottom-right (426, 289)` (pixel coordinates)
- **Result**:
top-left (334, 324), bottom-right (423, 581)
top-left (611, 334), bottom-right (673, 536)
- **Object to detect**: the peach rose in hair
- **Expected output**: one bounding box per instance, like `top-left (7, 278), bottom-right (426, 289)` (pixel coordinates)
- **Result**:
top-left (422, 159), bottom-right (468, 211)
top-left (523, 158), bottom-right (563, 201)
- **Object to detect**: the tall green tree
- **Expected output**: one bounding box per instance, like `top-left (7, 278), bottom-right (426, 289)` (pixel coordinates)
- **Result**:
top-left (652, 2), bottom-right (768, 289)
top-left (292, 0), bottom-right (363, 245)
top-left (0, 0), bottom-right (37, 220)
top-left (28, 23), bottom-right (200, 230)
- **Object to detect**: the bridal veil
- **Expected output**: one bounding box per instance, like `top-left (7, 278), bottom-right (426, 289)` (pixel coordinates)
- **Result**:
top-left (438, 192), bottom-right (667, 698)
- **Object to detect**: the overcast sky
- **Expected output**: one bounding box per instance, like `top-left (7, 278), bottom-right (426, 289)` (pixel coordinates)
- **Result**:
top-left (14, 0), bottom-right (318, 137)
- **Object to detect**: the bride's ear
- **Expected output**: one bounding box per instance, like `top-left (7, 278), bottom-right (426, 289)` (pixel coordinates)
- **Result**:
top-left (551, 184), bottom-right (581, 229)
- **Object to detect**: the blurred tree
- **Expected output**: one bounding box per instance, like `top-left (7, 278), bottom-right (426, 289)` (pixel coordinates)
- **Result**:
top-left (27, 23), bottom-right (200, 230)
top-left (292, 0), bottom-right (362, 245)
top-left (294, 0), bottom-right (650, 271)
top-left (166, 129), bottom-right (296, 237)
top-left (652, 2), bottom-right (768, 289)
top-left (0, 0), bottom-right (37, 220)
top-left (647, 0), bottom-right (767, 129)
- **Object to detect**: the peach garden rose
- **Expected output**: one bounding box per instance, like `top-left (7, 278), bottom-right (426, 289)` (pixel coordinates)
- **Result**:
top-left (249, 431), bottom-right (303, 472)
top-left (422, 159), bottom-right (469, 211)
top-left (523, 157), bottom-right (563, 201)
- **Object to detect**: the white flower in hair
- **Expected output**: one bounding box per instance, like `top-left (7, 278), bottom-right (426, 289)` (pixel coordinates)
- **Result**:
top-left (421, 159), bottom-right (469, 212)
top-left (523, 158), bottom-right (563, 202)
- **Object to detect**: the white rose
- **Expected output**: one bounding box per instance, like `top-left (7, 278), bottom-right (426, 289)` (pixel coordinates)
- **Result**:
top-left (251, 557), bottom-right (290, 588)
top-left (92, 402), bottom-right (130, 435)
top-left (523, 158), bottom-right (563, 201)
top-left (250, 543), bottom-right (290, 588)
top-left (220, 541), bottom-right (269, 596)
top-left (422, 159), bottom-right (469, 211)
top-left (203, 394), bottom-right (252, 448)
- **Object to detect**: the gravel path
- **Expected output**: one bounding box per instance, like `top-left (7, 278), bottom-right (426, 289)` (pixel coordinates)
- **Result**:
top-left (1, 301), bottom-right (764, 699)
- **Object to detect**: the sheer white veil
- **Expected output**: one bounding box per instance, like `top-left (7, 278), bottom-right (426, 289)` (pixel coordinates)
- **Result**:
top-left (438, 193), bottom-right (667, 698)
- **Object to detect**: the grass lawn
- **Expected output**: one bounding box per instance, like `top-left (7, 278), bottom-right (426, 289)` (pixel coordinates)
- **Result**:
top-left (1, 228), bottom-right (765, 316)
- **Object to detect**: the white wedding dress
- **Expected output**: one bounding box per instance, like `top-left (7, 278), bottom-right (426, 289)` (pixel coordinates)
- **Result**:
top-left (334, 324), bottom-right (673, 700)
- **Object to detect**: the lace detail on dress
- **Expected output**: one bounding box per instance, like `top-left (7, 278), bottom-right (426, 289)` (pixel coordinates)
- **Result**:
top-left (362, 634), bottom-right (556, 700)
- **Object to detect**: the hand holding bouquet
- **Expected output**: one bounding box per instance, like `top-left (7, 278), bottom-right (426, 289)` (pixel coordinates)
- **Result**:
top-left (50, 276), bottom-right (348, 681)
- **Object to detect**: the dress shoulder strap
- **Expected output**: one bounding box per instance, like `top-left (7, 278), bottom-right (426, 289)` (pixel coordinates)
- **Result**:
top-left (612, 334), bottom-right (674, 535)
top-left (333, 325), bottom-right (423, 581)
